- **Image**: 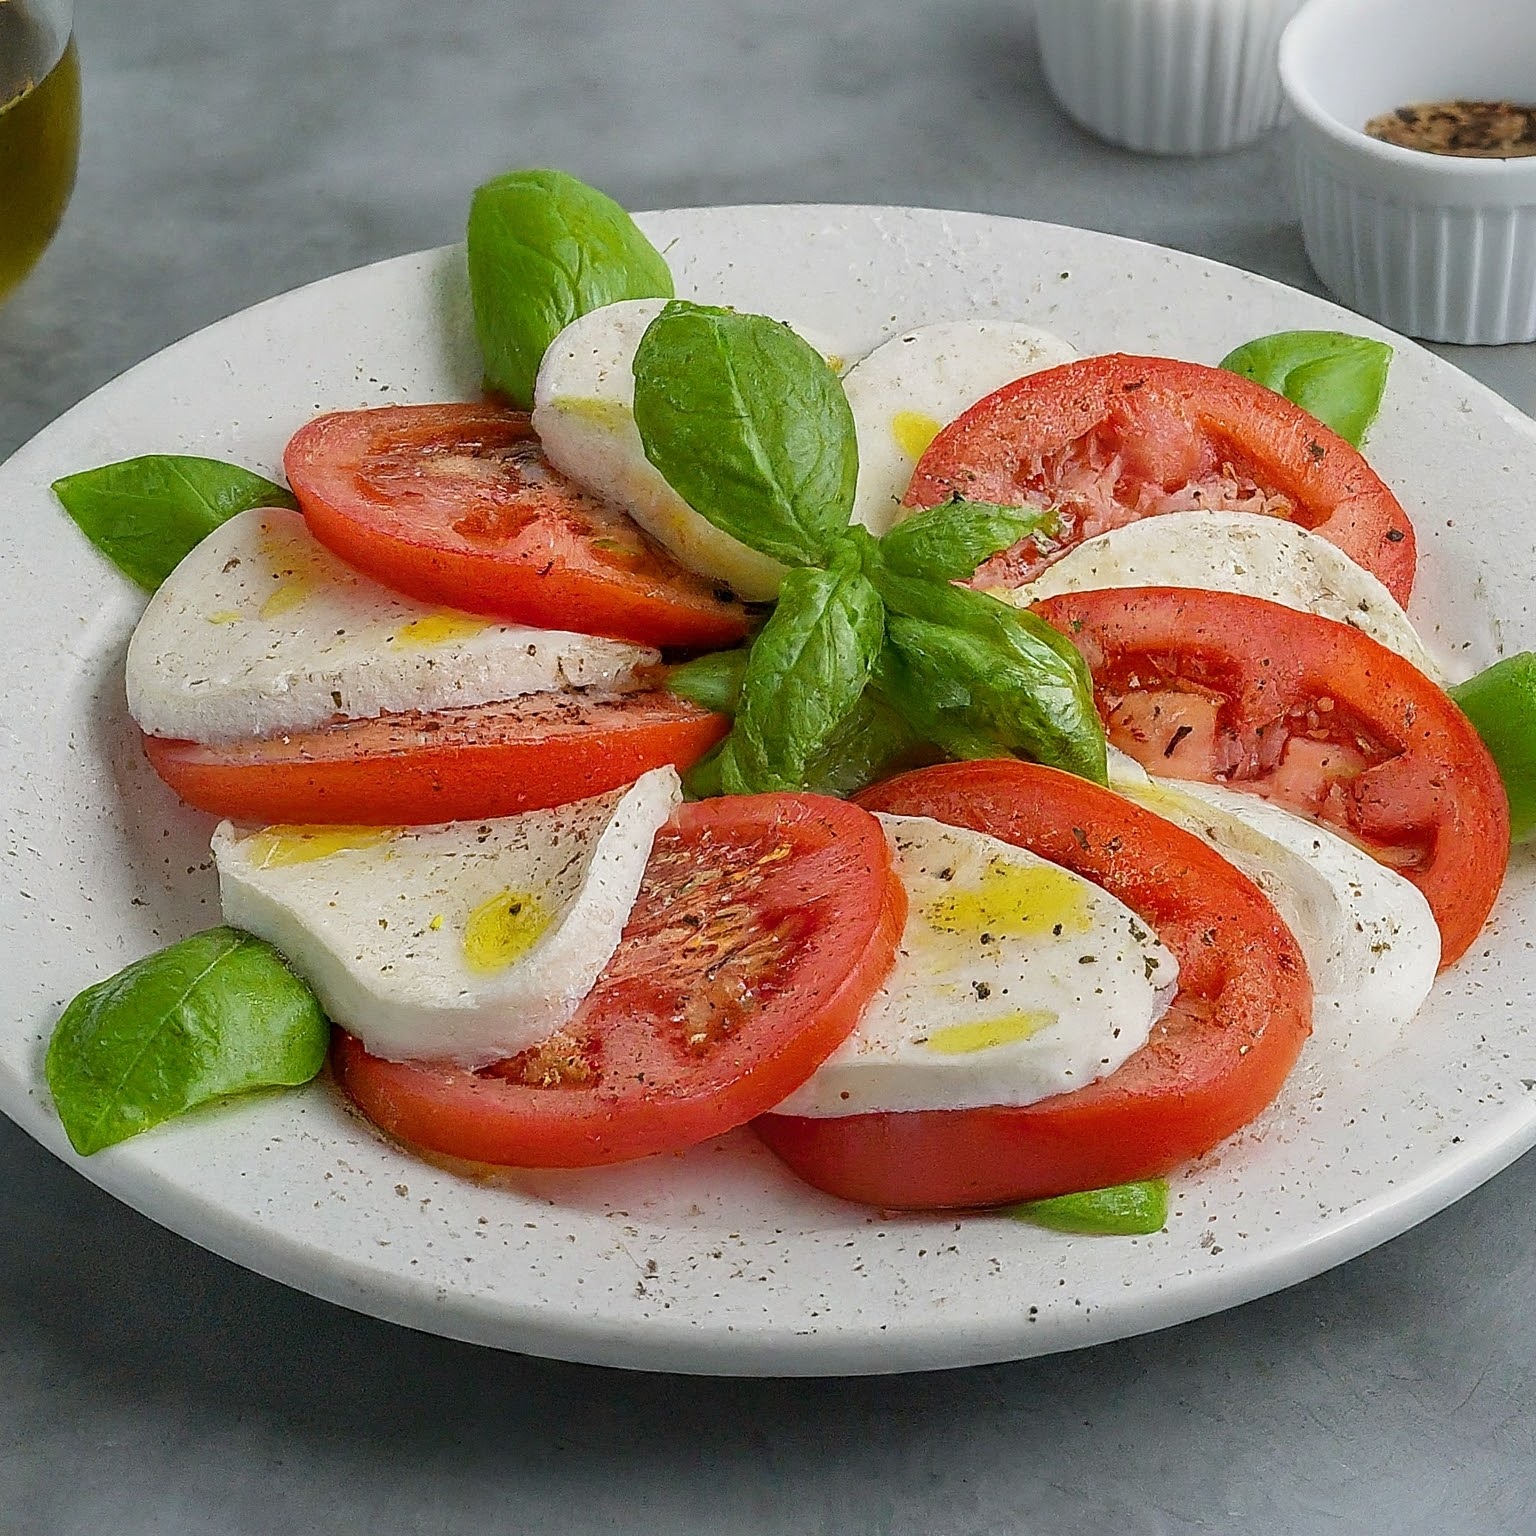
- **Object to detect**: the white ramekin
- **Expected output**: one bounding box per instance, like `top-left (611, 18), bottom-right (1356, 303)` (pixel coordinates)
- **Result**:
top-left (1280, 0), bottom-right (1536, 345)
top-left (1034, 0), bottom-right (1306, 157)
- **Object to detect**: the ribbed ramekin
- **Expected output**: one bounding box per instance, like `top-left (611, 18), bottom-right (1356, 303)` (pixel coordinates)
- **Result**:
top-left (1034, 0), bottom-right (1305, 156)
top-left (1280, 0), bottom-right (1536, 345)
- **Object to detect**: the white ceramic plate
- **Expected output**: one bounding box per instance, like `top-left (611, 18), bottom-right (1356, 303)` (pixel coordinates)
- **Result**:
top-left (3, 206), bottom-right (1535, 1376)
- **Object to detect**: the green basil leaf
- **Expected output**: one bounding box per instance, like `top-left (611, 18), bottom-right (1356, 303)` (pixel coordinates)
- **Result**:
top-left (666, 647), bottom-right (750, 715)
top-left (873, 565), bottom-right (1107, 784)
top-left (1219, 330), bottom-right (1392, 447)
top-left (467, 167), bottom-right (673, 409)
top-left (681, 740), bottom-right (729, 800)
top-left (873, 642), bottom-right (1013, 762)
top-left (1450, 652), bottom-right (1536, 842)
top-left (880, 497), bottom-right (1053, 582)
top-left (46, 927), bottom-right (329, 1155)
top-left (1004, 1178), bottom-right (1169, 1236)
top-left (632, 301), bottom-right (858, 567)
top-left (800, 686), bottom-right (928, 798)
top-left (52, 456), bottom-right (296, 591)
top-left (684, 685), bottom-right (922, 800)
top-left (723, 546), bottom-right (885, 793)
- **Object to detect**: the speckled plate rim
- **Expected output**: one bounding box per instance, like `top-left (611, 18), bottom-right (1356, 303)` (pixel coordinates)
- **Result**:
top-left (1, 205), bottom-right (1534, 1377)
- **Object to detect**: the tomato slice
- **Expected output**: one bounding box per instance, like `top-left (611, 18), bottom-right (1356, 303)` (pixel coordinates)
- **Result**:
top-left (904, 354), bottom-right (1417, 606)
top-left (755, 759), bottom-right (1312, 1210)
top-left (1031, 586), bottom-right (1509, 967)
top-left (142, 690), bottom-right (727, 826)
top-left (334, 794), bottom-right (908, 1167)
top-left (285, 404), bottom-right (750, 649)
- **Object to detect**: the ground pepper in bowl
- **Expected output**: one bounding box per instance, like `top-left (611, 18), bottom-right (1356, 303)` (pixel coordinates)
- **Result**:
top-left (1364, 100), bottom-right (1536, 157)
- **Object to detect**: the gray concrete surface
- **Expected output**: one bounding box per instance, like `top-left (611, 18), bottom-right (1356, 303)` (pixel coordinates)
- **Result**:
top-left (3, 1), bottom-right (1535, 1531)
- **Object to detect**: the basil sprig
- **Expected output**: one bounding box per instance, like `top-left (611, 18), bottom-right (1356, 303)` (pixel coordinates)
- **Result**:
top-left (1005, 1178), bottom-right (1169, 1236)
top-left (870, 546), bottom-right (1106, 785)
top-left (797, 690), bottom-right (926, 798)
top-left (683, 688), bottom-right (925, 801)
top-left (46, 927), bottom-right (329, 1155)
top-left (667, 646), bottom-right (751, 716)
top-left (467, 168), bottom-right (674, 409)
top-left (667, 543), bottom-right (1105, 796)
top-left (638, 301), bottom-right (1106, 796)
top-left (1220, 330), bottom-right (1391, 448)
top-left (633, 302), bottom-right (859, 568)
top-left (718, 546), bottom-right (885, 793)
top-left (878, 498), bottom-right (1052, 582)
top-left (53, 455), bottom-right (295, 591)
top-left (873, 642), bottom-right (1006, 764)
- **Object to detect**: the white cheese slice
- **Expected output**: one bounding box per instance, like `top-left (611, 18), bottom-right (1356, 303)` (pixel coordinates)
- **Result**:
top-left (1109, 750), bottom-right (1438, 1068)
top-left (773, 812), bottom-right (1177, 1117)
top-left (843, 319), bottom-right (1079, 536)
top-left (992, 509), bottom-right (1443, 680)
top-left (126, 508), bottom-right (656, 744)
top-left (213, 766), bottom-right (682, 1068)
top-left (533, 298), bottom-right (849, 602)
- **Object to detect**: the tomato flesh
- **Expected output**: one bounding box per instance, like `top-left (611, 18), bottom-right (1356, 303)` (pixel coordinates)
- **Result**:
top-left (143, 690), bottom-right (727, 826)
top-left (755, 759), bottom-right (1312, 1210)
top-left (904, 354), bottom-right (1417, 605)
top-left (286, 404), bottom-right (750, 649)
top-left (334, 794), bottom-right (907, 1167)
top-left (1032, 586), bottom-right (1509, 966)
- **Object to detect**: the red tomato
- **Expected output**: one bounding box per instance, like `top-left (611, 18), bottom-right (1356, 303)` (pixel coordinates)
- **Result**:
top-left (142, 691), bottom-right (727, 826)
top-left (285, 404), bottom-right (750, 649)
top-left (755, 759), bottom-right (1312, 1210)
top-left (904, 354), bottom-right (1417, 606)
top-left (1032, 586), bottom-right (1509, 967)
top-left (334, 794), bottom-right (908, 1167)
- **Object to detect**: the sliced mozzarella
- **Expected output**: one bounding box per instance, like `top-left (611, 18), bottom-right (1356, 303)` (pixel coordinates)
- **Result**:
top-left (772, 813), bottom-right (1178, 1117)
top-left (844, 320), bottom-right (1079, 536)
top-left (126, 508), bottom-right (656, 744)
top-left (991, 509), bottom-right (1443, 681)
top-left (214, 766), bottom-right (681, 1068)
top-left (533, 298), bottom-right (849, 602)
top-left (1108, 750), bottom-right (1438, 1068)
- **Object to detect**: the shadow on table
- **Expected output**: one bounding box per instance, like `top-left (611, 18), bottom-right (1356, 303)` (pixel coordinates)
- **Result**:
top-left (4, 1111), bottom-right (1535, 1534)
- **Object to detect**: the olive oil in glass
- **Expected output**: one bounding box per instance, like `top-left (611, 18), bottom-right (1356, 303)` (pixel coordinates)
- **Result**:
top-left (0, 0), bottom-right (80, 301)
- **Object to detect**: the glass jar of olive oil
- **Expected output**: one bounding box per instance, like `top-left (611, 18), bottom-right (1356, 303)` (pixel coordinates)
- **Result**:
top-left (0, 0), bottom-right (79, 302)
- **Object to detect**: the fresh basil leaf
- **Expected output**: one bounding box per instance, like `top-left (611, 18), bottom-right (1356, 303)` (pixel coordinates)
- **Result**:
top-left (467, 167), bottom-right (673, 409)
top-left (722, 546), bottom-right (885, 793)
top-left (666, 647), bottom-right (750, 715)
top-left (879, 497), bottom-right (1053, 582)
top-left (799, 685), bottom-right (928, 798)
top-left (684, 684), bottom-right (921, 800)
top-left (681, 740), bottom-right (729, 800)
top-left (632, 301), bottom-right (858, 567)
top-left (873, 642), bottom-right (1013, 762)
top-left (1450, 652), bottom-right (1536, 842)
top-left (46, 927), bottom-right (329, 1156)
top-left (1220, 330), bottom-right (1392, 448)
top-left (873, 564), bottom-right (1107, 784)
top-left (52, 456), bottom-right (296, 591)
top-left (1004, 1178), bottom-right (1169, 1236)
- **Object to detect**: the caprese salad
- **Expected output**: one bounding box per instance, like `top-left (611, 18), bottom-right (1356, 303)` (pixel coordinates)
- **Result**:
top-left (43, 170), bottom-right (1534, 1237)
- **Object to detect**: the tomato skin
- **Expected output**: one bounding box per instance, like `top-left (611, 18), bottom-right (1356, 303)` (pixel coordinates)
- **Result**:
top-left (142, 691), bottom-right (727, 826)
top-left (1032, 586), bottom-right (1509, 968)
top-left (335, 794), bottom-right (908, 1168)
top-left (904, 354), bottom-right (1417, 606)
top-left (754, 759), bottom-right (1312, 1211)
top-left (285, 404), bottom-right (750, 649)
